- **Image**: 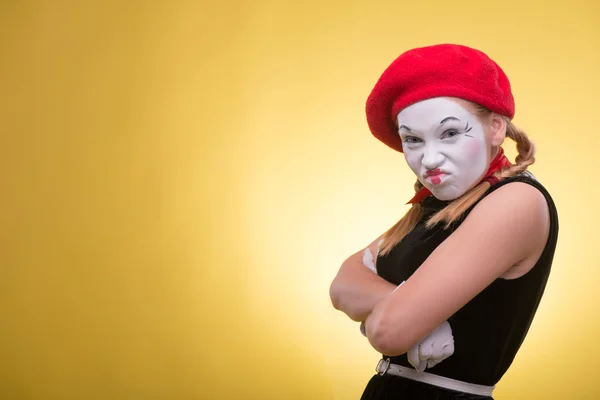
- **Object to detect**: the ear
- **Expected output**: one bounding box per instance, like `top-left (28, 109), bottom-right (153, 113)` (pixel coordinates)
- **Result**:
top-left (489, 114), bottom-right (507, 146)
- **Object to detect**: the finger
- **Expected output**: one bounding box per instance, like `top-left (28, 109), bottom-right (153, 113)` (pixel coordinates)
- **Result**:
top-left (427, 359), bottom-right (438, 369)
top-left (415, 360), bottom-right (427, 372)
top-left (362, 248), bottom-right (376, 273)
top-left (419, 342), bottom-right (433, 360)
top-left (359, 321), bottom-right (367, 337)
top-left (407, 345), bottom-right (420, 369)
top-left (431, 342), bottom-right (445, 361)
top-left (442, 341), bottom-right (455, 360)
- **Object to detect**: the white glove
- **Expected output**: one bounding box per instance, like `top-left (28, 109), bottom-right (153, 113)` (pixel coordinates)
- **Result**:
top-left (407, 321), bottom-right (454, 372)
top-left (362, 239), bottom-right (384, 273)
top-left (362, 247), bottom-right (377, 273)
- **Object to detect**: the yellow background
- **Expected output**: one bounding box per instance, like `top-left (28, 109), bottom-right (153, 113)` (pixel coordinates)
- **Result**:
top-left (1, 1), bottom-right (598, 399)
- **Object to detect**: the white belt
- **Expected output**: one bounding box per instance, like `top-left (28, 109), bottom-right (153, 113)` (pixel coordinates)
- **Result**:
top-left (375, 358), bottom-right (495, 397)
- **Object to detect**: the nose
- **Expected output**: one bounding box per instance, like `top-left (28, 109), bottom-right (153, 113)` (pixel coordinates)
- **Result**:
top-left (422, 146), bottom-right (444, 170)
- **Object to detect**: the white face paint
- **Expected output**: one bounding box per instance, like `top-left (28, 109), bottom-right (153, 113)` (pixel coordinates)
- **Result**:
top-left (396, 98), bottom-right (490, 201)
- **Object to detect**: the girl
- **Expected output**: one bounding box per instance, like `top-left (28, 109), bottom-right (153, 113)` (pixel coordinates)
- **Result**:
top-left (330, 44), bottom-right (559, 399)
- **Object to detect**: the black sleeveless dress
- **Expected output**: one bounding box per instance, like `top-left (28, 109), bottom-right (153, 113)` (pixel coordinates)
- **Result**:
top-left (360, 173), bottom-right (559, 400)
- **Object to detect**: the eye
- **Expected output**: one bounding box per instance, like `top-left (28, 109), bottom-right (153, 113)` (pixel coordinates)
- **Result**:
top-left (441, 129), bottom-right (461, 139)
top-left (401, 135), bottom-right (423, 144)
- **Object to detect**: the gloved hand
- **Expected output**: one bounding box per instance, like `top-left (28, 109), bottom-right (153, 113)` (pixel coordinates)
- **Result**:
top-left (362, 238), bottom-right (384, 273)
top-left (362, 247), bottom-right (377, 273)
top-left (407, 320), bottom-right (455, 372)
top-left (360, 243), bottom-right (454, 370)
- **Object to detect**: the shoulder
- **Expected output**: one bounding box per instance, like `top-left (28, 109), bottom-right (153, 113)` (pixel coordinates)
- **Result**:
top-left (477, 178), bottom-right (548, 215)
top-left (461, 176), bottom-right (551, 260)
top-left (484, 171), bottom-right (554, 207)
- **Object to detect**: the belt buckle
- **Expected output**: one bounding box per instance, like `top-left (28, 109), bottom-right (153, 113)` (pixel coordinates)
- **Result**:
top-left (376, 358), bottom-right (391, 376)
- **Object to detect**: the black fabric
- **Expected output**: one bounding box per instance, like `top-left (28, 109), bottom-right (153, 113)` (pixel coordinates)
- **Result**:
top-left (360, 173), bottom-right (559, 399)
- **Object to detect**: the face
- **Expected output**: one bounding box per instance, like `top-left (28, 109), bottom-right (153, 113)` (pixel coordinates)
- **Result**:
top-left (396, 97), bottom-right (491, 201)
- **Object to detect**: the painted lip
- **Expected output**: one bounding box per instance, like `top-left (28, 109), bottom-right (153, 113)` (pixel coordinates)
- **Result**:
top-left (423, 169), bottom-right (448, 179)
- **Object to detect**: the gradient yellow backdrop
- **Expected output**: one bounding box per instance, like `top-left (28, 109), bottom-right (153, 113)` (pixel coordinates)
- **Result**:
top-left (1, 1), bottom-right (599, 399)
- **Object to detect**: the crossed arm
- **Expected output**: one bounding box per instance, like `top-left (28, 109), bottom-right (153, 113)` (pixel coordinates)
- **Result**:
top-left (330, 182), bottom-right (550, 356)
top-left (329, 236), bottom-right (395, 322)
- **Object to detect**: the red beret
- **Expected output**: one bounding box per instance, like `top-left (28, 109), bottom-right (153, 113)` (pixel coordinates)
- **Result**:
top-left (366, 44), bottom-right (515, 152)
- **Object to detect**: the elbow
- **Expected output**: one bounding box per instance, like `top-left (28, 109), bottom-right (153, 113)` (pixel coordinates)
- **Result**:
top-left (368, 313), bottom-right (414, 356)
top-left (329, 280), bottom-right (362, 321)
top-left (329, 280), bottom-right (342, 311)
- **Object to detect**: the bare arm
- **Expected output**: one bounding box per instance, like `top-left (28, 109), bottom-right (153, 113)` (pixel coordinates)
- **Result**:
top-left (364, 182), bottom-right (550, 355)
top-left (329, 236), bottom-right (397, 322)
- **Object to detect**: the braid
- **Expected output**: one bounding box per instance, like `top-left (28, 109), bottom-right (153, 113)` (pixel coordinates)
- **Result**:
top-left (496, 120), bottom-right (535, 179)
top-left (379, 179), bottom-right (424, 256)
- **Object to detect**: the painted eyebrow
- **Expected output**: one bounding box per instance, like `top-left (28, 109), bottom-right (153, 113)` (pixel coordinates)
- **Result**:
top-left (440, 116), bottom-right (461, 124)
top-left (398, 124), bottom-right (412, 132)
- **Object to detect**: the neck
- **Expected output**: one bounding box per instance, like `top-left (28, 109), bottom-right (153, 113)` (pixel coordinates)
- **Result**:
top-left (490, 146), bottom-right (499, 160)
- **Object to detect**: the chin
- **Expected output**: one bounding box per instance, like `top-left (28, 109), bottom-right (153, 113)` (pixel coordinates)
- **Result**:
top-left (433, 194), bottom-right (458, 201)
top-left (431, 187), bottom-right (463, 201)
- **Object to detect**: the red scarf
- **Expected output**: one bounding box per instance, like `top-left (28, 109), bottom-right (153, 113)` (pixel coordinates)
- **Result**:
top-left (407, 147), bottom-right (512, 204)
